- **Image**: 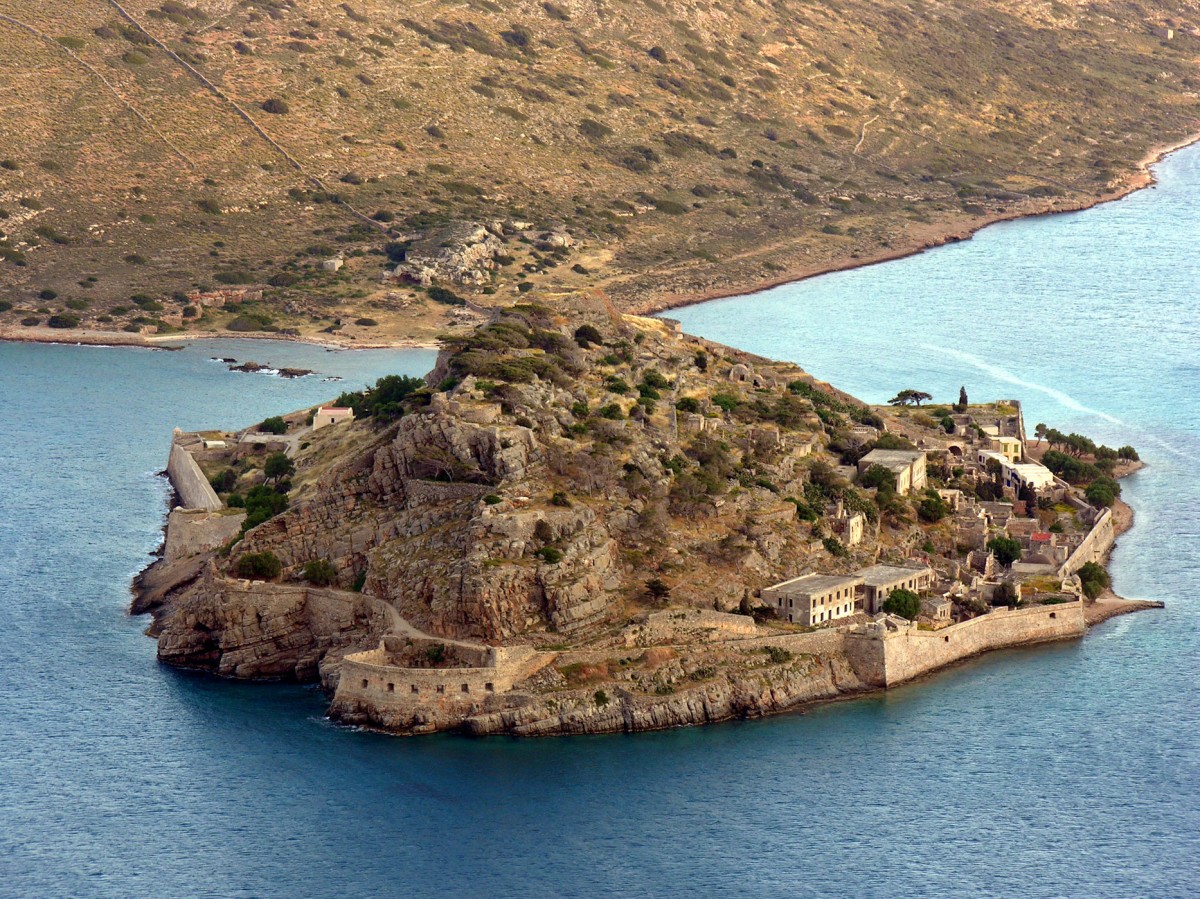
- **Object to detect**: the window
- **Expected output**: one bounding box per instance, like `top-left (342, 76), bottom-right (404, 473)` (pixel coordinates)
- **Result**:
top-left (361, 679), bottom-right (368, 689)
top-left (411, 684), bottom-right (419, 693)
top-left (436, 684), bottom-right (445, 694)
top-left (485, 683), bottom-right (494, 692)
top-left (387, 683), bottom-right (395, 693)
top-left (461, 684), bottom-right (470, 693)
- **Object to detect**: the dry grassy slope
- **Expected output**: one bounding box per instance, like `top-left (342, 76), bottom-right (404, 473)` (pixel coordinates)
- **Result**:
top-left (1, 0), bottom-right (1198, 340)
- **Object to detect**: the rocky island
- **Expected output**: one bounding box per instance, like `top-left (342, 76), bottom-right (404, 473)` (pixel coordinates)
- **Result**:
top-left (134, 296), bottom-right (1156, 736)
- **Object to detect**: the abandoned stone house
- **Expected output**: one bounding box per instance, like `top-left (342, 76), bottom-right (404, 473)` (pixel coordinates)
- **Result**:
top-left (728, 363), bottom-right (780, 389)
top-left (856, 564), bottom-right (936, 614)
top-left (976, 450), bottom-right (1055, 495)
top-left (762, 573), bottom-right (863, 626)
top-left (828, 499), bottom-right (866, 546)
top-left (857, 448), bottom-right (928, 495)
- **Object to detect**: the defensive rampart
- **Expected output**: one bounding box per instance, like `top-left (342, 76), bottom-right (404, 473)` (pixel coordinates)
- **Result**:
top-left (167, 442), bottom-right (221, 511)
top-left (1059, 509), bottom-right (1115, 576)
top-left (845, 600), bottom-right (1086, 687)
top-left (332, 638), bottom-right (554, 715)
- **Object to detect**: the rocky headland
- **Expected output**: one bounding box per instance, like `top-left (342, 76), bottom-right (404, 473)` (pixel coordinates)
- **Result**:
top-left (135, 297), bottom-right (1156, 736)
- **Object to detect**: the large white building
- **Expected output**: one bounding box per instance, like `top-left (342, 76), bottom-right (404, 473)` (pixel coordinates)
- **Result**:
top-left (763, 573), bottom-right (863, 626)
top-left (977, 450), bottom-right (1055, 493)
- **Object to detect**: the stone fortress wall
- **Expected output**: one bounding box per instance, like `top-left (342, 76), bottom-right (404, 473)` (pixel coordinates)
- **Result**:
top-left (845, 599), bottom-right (1086, 687)
top-left (332, 635), bottom-right (555, 715)
top-left (1058, 508), bottom-right (1115, 577)
top-left (167, 441), bottom-right (222, 511)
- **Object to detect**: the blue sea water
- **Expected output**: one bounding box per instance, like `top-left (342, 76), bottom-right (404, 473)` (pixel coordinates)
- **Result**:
top-left (1, 143), bottom-right (1199, 897)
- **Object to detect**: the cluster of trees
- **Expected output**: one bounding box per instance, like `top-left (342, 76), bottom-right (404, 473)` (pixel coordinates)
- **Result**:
top-left (334, 374), bottom-right (426, 421)
top-left (1035, 424), bottom-right (1138, 464)
top-left (1084, 476), bottom-right (1122, 508)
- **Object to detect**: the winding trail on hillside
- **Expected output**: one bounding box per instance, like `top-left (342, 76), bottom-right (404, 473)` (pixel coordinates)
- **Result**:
top-left (0, 13), bottom-right (194, 169)
top-left (99, 0), bottom-right (387, 235)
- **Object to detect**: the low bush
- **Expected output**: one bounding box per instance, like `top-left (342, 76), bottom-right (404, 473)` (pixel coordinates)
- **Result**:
top-left (236, 551), bottom-right (282, 580)
top-left (303, 559), bottom-right (337, 587)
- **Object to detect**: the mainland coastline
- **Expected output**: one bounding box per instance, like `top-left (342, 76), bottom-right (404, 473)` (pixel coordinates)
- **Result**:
top-left (4, 134), bottom-right (1199, 355)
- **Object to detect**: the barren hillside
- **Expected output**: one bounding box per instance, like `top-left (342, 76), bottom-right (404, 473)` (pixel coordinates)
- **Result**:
top-left (1, 0), bottom-right (1198, 341)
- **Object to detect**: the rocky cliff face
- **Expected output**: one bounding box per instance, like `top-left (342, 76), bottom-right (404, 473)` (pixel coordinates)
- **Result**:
top-left (154, 567), bottom-right (392, 681)
top-left (330, 645), bottom-right (866, 736)
top-left (143, 301), bottom-right (896, 717)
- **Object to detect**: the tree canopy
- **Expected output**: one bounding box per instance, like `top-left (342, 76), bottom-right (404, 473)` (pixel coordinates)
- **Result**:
top-left (888, 389), bottom-right (932, 407)
top-left (988, 536), bottom-right (1022, 567)
top-left (882, 588), bottom-right (921, 620)
top-left (264, 451), bottom-right (295, 484)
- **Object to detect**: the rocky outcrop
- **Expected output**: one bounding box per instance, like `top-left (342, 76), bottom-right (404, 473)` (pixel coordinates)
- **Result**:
top-left (154, 567), bottom-right (391, 680)
top-left (331, 651), bottom-right (866, 736)
top-left (393, 222), bottom-right (503, 286)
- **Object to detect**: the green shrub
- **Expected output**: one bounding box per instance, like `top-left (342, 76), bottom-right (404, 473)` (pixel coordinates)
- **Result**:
top-left (355, 318), bottom-right (378, 327)
top-left (236, 551), bottom-right (282, 580)
top-left (303, 559), bottom-right (337, 587)
top-left (47, 314), bottom-right (80, 329)
top-left (597, 402), bottom-right (624, 420)
top-left (537, 547), bottom-right (564, 563)
top-left (261, 98), bottom-right (290, 114)
top-left (195, 198), bottom-right (222, 215)
top-left (427, 285), bottom-right (466, 306)
top-left (0, 301), bottom-right (11, 313)
top-left (574, 324), bottom-right (603, 347)
top-left (240, 485), bottom-right (288, 531)
top-left (822, 536), bottom-right (849, 558)
top-left (763, 646), bottom-right (793, 664)
top-left (209, 468), bottom-right (237, 493)
top-left (259, 416), bottom-right (287, 435)
top-left (882, 588), bottom-right (921, 620)
top-left (711, 393), bottom-right (738, 412)
top-left (1077, 561), bottom-right (1111, 600)
top-left (484, 494), bottom-right (502, 505)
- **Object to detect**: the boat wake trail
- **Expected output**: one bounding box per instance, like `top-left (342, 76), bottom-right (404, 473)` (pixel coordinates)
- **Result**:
top-left (923, 344), bottom-right (1187, 459)
top-left (922, 344), bottom-right (1124, 422)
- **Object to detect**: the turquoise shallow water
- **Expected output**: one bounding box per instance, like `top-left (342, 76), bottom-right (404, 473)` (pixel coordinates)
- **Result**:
top-left (2, 146), bottom-right (1199, 897)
